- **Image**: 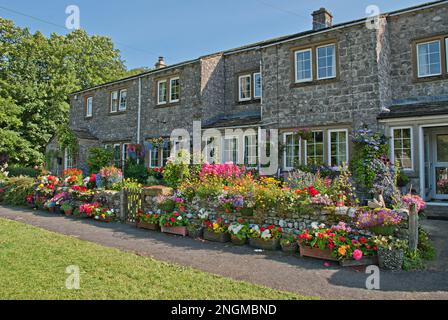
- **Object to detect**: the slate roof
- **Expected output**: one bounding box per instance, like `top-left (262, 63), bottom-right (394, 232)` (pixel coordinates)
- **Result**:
top-left (72, 129), bottom-right (99, 140)
top-left (202, 113), bottom-right (261, 129)
top-left (378, 101), bottom-right (448, 119)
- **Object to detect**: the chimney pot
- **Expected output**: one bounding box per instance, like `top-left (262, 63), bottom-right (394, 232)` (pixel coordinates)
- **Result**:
top-left (312, 8), bottom-right (333, 31)
top-left (155, 56), bottom-right (167, 69)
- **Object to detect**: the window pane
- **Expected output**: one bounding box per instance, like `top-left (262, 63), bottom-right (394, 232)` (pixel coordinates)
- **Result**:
top-left (330, 131), bottom-right (347, 166)
top-left (119, 90), bottom-right (127, 110)
top-left (393, 128), bottom-right (413, 170)
top-left (239, 75), bottom-right (251, 101)
top-left (170, 78), bottom-right (180, 102)
top-left (417, 41), bottom-right (441, 77)
top-left (113, 145), bottom-right (121, 168)
top-left (285, 134), bottom-right (300, 168)
top-left (150, 147), bottom-right (160, 168)
top-left (224, 138), bottom-right (238, 163)
top-left (296, 50), bottom-right (312, 82)
top-left (317, 44), bottom-right (336, 79)
top-left (306, 131), bottom-right (324, 165)
top-left (244, 135), bottom-right (258, 166)
top-left (111, 91), bottom-right (118, 112)
top-left (86, 97), bottom-right (93, 116)
top-left (254, 73), bottom-right (261, 98)
top-left (158, 81), bottom-right (167, 104)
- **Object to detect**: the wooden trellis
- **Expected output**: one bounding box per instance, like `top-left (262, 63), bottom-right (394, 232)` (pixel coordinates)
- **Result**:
top-left (121, 187), bottom-right (142, 223)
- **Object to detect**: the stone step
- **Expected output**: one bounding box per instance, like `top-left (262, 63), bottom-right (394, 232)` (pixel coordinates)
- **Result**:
top-left (425, 204), bottom-right (448, 221)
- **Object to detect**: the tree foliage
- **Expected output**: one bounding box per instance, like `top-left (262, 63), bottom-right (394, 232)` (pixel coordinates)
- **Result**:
top-left (0, 18), bottom-right (127, 166)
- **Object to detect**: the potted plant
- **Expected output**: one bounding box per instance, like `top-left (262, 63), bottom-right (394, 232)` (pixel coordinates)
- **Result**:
top-left (203, 218), bottom-right (230, 243)
top-left (77, 203), bottom-right (100, 219)
top-left (280, 233), bottom-right (298, 254)
top-left (187, 221), bottom-right (204, 239)
top-left (159, 212), bottom-right (189, 236)
top-left (228, 221), bottom-right (249, 245)
top-left (373, 236), bottom-right (407, 271)
top-left (61, 202), bottom-right (74, 216)
top-left (44, 200), bottom-right (57, 213)
top-left (298, 224), bottom-right (339, 261)
top-left (356, 209), bottom-right (403, 236)
top-left (92, 207), bottom-right (115, 223)
top-left (136, 210), bottom-right (160, 231)
top-left (248, 225), bottom-right (282, 251)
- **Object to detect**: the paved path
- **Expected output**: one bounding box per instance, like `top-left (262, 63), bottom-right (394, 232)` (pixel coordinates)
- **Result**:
top-left (1, 206), bottom-right (447, 300)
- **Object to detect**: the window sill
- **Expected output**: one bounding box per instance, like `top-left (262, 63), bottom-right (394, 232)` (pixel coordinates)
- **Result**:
top-left (109, 111), bottom-right (127, 116)
top-left (154, 102), bottom-right (180, 109)
top-left (290, 77), bottom-right (338, 88)
top-left (236, 98), bottom-right (261, 105)
top-left (85, 116), bottom-right (93, 120)
top-left (413, 74), bottom-right (447, 83)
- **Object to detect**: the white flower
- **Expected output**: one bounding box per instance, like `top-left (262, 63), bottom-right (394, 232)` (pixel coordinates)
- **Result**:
top-left (311, 222), bottom-right (319, 230)
top-left (319, 223), bottom-right (326, 229)
top-left (261, 229), bottom-right (272, 240)
top-left (177, 216), bottom-right (183, 221)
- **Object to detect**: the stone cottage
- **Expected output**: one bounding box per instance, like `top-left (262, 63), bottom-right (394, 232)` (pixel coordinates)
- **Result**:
top-left (47, 0), bottom-right (448, 204)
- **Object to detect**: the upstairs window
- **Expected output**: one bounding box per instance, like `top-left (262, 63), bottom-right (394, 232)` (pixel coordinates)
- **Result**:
top-left (295, 49), bottom-right (313, 82)
top-left (157, 80), bottom-right (167, 105)
top-left (119, 89), bottom-right (127, 111)
top-left (238, 75), bottom-right (252, 102)
top-left (86, 96), bottom-right (93, 117)
top-left (111, 91), bottom-right (119, 113)
top-left (170, 77), bottom-right (180, 103)
top-left (253, 72), bottom-right (262, 99)
top-left (317, 44), bottom-right (336, 79)
top-left (417, 40), bottom-right (442, 78)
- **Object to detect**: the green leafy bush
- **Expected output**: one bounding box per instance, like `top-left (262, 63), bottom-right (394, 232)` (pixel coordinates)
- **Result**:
top-left (87, 148), bottom-right (113, 174)
top-left (8, 166), bottom-right (40, 178)
top-left (124, 162), bottom-right (148, 184)
top-left (146, 176), bottom-right (162, 186)
top-left (3, 176), bottom-right (36, 206)
top-left (162, 150), bottom-right (190, 189)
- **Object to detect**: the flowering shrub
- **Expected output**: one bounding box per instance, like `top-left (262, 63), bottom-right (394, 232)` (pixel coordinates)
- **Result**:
top-left (99, 166), bottom-right (123, 189)
top-left (79, 203), bottom-right (101, 217)
top-left (203, 218), bottom-right (228, 234)
top-left (372, 235), bottom-right (408, 251)
top-left (92, 207), bottom-right (115, 221)
top-left (401, 194), bottom-right (426, 213)
top-left (310, 194), bottom-right (334, 206)
top-left (50, 192), bottom-right (69, 206)
top-left (228, 221), bottom-right (250, 240)
top-left (36, 175), bottom-right (60, 196)
top-left (159, 212), bottom-right (189, 227)
top-left (218, 193), bottom-right (244, 213)
top-left (356, 209), bottom-right (403, 229)
top-left (200, 163), bottom-right (246, 180)
top-left (248, 224), bottom-right (282, 240)
top-left (84, 174), bottom-right (97, 189)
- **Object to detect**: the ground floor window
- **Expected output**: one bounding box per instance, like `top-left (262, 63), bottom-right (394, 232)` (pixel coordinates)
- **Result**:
top-left (391, 127), bottom-right (413, 170)
top-left (149, 147), bottom-right (161, 168)
top-left (328, 129), bottom-right (348, 167)
top-left (204, 137), bottom-right (219, 164)
top-left (244, 134), bottom-right (258, 167)
top-left (283, 133), bottom-right (301, 170)
top-left (113, 144), bottom-right (121, 168)
top-left (223, 137), bottom-right (238, 164)
top-left (64, 149), bottom-right (75, 170)
top-left (306, 131), bottom-right (324, 166)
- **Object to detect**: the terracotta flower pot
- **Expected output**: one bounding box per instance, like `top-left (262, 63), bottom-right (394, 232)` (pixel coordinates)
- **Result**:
top-left (299, 244), bottom-right (338, 261)
top-left (281, 242), bottom-right (298, 254)
top-left (136, 221), bottom-right (160, 231)
top-left (203, 230), bottom-right (230, 243)
top-left (249, 238), bottom-right (280, 251)
top-left (48, 207), bottom-right (56, 213)
top-left (64, 209), bottom-right (73, 216)
top-left (161, 226), bottom-right (188, 237)
top-left (230, 235), bottom-right (247, 246)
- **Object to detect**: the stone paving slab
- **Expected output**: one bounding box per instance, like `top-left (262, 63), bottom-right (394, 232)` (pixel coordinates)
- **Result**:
top-left (1, 206), bottom-right (447, 300)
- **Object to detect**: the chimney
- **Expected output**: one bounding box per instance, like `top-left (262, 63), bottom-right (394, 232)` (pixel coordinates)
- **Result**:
top-left (155, 56), bottom-right (166, 69)
top-left (312, 8), bottom-right (333, 31)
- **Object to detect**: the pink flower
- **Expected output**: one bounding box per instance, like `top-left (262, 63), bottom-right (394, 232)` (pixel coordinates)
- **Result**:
top-left (352, 249), bottom-right (363, 261)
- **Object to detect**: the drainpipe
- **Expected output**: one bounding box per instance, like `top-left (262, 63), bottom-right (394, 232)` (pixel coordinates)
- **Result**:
top-left (137, 77), bottom-right (142, 165)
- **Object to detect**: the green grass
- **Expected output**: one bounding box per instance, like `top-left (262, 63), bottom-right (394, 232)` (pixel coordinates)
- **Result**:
top-left (0, 218), bottom-right (313, 300)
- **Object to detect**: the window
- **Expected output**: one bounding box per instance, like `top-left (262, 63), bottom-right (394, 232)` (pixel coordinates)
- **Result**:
top-left (204, 137), bottom-right (218, 164)
top-left (446, 38), bottom-right (448, 73)
top-left (295, 49), bottom-right (313, 82)
top-left (392, 128), bottom-right (413, 170)
top-left (306, 131), bottom-right (324, 165)
top-left (86, 96), bottom-right (93, 117)
top-left (238, 75), bottom-right (251, 102)
top-left (122, 143), bottom-right (129, 168)
top-left (149, 147), bottom-right (161, 168)
top-left (170, 77), bottom-right (180, 103)
top-left (157, 80), bottom-right (167, 105)
top-left (223, 137), bottom-right (238, 164)
top-left (65, 149), bottom-right (75, 169)
top-left (111, 91), bottom-right (119, 113)
top-left (244, 135), bottom-right (258, 167)
top-left (284, 133), bottom-right (300, 169)
top-left (417, 40), bottom-right (442, 78)
top-left (317, 44), bottom-right (336, 79)
top-left (113, 144), bottom-right (121, 168)
top-left (162, 142), bottom-right (170, 167)
top-left (119, 89), bottom-right (127, 111)
top-left (253, 73), bottom-right (262, 99)
top-left (328, 130), bottom-right (348, 167)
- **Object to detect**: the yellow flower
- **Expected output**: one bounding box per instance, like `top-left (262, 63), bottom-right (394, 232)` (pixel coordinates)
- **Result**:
top-left (213, 223), bottom-right (219, 230)
top-left (338, 246), bottom-right (347, 256)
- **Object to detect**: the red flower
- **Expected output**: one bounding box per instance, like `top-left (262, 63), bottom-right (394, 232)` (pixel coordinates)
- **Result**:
top-left (373, 246), bottom-right (378, 251)
top-left (360, 237), bottom-right (367, 244)
top-left (170, 218), bottom-right (175, 222)
top-left (338, 236), bottom-right (346, 242)
top-left (268, 225), bottom-right (274, 230)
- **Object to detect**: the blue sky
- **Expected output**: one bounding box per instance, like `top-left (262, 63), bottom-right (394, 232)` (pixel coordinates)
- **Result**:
top-left (0, 0), bottom-right (432, 69)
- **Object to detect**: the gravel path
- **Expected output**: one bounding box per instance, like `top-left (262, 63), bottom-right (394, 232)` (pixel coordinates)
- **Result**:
top-left (1, 206), bottom-right (447, 300)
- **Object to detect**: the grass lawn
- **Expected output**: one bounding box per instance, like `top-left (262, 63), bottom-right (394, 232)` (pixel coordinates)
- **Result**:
top-left (0, 218), bottom-right (313, 300)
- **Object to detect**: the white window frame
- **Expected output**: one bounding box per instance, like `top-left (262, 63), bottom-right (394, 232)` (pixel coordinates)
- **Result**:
top-left (204, 136), bottom-right (219, 164)
top-left (327, 129), bottom-right (349, 167)
top-left (64, 148), bottom-right (74, 170)
top-left (390, 127), bottom-right (414, 171)
top-left (253, 72), bottom-right (262, 99)
top-left (244, 134), bottom-right (258, 167)
top-left (316, 44), bottom-right (336, 80)
top-left (445, 38), bottom-right (448, 73)
top-left (416, 40), bottom-right (442, 78)
top-left (118, 89), bottom-right (127, 111)
top-left (86, 96), bottom-right (93, 117)
top-left (110, 91), bottom-right (119, 113)
top-left (169, 77), bottom-right (180, 103)
top-left (222, 136), bottom-right (239, 164)
top-left (294, 48), bottom-right (313, 83)
top-left (283, 132), bottom-right (301, 171)
top-left (149, 146), bottom-right (161, 168)
top-left (157, 80), bottom-right (167, 105)
top-left (305, 130), bottom-right (325, 166)
top-left (238, 75), bottom-right (252, 102)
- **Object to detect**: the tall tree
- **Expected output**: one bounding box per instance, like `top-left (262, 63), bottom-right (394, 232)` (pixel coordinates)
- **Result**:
top-left (0, 18), bottom-right (127, 165)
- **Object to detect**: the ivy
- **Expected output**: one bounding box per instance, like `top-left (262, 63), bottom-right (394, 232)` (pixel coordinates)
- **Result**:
top-left (56, 125), bottom-right (78, 154)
